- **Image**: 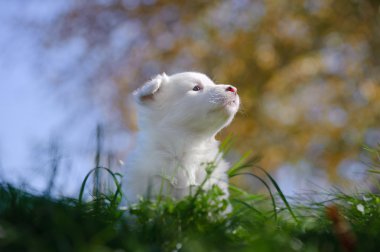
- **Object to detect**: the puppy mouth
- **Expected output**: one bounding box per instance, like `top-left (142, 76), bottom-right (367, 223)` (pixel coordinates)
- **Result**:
top-left (208, 93), bottom-right (239, 113)
top-left (226, 100), bottom-right (237, 106)
top-left (208, 100), bottom-right (238, 114)
top-left (224, 98), bottom-right (240, 109)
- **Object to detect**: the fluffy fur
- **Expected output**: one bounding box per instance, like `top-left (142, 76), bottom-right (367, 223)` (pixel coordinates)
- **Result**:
top-left (123, 72), bottom-right (240, 203)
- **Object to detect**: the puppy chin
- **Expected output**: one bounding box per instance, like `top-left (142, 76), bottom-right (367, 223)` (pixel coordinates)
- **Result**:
top-left (211, 98), bottom-right (240, 116)
top-left (225, 99), bottom-right (239, 113)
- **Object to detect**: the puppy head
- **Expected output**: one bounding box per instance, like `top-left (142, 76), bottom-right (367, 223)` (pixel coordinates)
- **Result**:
top-left (133, 72), bottom-right (240, 136)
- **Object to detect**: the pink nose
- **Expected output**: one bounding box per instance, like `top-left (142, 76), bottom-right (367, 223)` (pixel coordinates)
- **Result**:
top-left (225, 86), bottom-right (237, 93)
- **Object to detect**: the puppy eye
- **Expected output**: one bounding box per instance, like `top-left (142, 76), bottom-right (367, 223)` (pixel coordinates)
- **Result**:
top-left (192, 85), bottom-right (202, 91)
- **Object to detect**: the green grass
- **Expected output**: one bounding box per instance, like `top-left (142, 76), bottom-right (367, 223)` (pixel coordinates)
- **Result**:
top-left (0, 144), bottom-right (379, 251)
top-left (1, 180), bottom-right (380, 251)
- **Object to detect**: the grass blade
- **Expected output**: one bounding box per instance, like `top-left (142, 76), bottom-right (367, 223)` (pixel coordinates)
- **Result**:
top-left (255, 166), bottom-right (299, 224)
top-left (230, 172), bottom-right (278, 221)
top-left (228, 151), bottom-right (261, 177)
top-left (78, 166), bottom-right (122, 206)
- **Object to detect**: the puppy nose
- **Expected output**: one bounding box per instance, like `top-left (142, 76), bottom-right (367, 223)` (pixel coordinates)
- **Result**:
top-left (225, 86), bottom-right (237, 93)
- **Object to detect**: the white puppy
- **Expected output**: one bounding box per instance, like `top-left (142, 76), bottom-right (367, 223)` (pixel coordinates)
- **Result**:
top-left (123, 72), bottom-right (239, 203)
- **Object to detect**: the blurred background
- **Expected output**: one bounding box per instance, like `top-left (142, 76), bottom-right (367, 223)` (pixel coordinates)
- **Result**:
top-left (1, 0), bottom-right (379, 197)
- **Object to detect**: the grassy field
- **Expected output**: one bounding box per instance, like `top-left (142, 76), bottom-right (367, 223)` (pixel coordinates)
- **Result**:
top-left (0, 146), bottom-right (379, 251)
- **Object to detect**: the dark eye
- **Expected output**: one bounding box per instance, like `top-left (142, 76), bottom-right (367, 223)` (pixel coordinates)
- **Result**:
top-left (192, 85), bottom-right (202, 91)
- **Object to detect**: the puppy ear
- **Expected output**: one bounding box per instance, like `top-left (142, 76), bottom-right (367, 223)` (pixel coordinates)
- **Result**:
top-left (133, 73), bottom-right (168, 103)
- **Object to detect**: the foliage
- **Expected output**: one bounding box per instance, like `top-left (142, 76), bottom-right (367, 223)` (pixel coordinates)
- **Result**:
top-left (42, 0), bottom-right (380, 180)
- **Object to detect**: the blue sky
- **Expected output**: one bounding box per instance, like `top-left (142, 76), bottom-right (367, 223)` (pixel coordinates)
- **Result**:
top-left (0, 1), bottom-right (94, 195)
top-left (0, 1), bottom-right (133, 197)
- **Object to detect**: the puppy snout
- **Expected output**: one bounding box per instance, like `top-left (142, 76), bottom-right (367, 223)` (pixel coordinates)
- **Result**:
top-left (225, 86), bottom-right (237, 94)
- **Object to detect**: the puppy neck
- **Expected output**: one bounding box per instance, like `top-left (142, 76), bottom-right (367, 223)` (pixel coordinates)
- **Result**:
top-left (142, 125), bottom-right (217, 155)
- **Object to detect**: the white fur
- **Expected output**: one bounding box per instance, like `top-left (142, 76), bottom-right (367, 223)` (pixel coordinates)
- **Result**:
top-left (123, 72), bottom-right (240, 203)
